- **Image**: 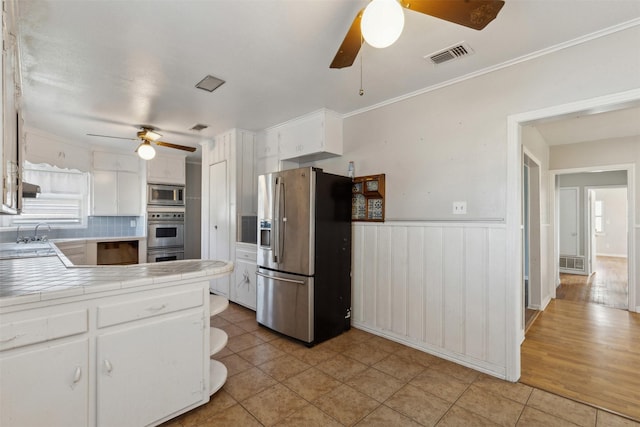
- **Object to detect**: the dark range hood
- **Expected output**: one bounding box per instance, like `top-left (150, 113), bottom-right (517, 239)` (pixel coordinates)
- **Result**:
top-left (22, 182), bottom-right (41, 198)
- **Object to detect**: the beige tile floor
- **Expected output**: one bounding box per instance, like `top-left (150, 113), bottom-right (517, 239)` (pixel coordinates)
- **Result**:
top-left (162, 302), bottom-right (639, 427)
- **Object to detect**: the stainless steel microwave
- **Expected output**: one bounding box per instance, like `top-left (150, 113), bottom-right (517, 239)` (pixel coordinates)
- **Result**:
top-left (147, 184), bottom-right (185, 206)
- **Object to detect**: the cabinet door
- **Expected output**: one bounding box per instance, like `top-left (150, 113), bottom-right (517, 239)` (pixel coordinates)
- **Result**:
top-left (257, 129), bottom-right (278, 159)
top-left (93, 152), bottom-right (119, 170)
top-left (93, 152), bottom-right (139, 172)
top-left (147, 154), bottom-right (185, 185)
top-left (96, 311), bottom-right (205, 427)
top-left (233, 258), bottom-right (257, 310)
top-left (92, 170), bottom-right (118, 215)
top-left (0, 339), bottom-right (89, 427)
top-left (116, 171), bottom-right (141, 215)
top-left (279, 113), bottom-right (324, 160)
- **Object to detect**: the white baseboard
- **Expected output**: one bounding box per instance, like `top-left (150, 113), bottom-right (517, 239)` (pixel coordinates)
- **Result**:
top-left (351, 321), bottom-right (508, 380)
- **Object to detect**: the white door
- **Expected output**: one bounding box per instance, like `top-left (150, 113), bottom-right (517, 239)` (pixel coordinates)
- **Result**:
top-left (0, 339), bottom-right (89, 427)
top-left (559, 187), bottom-right (579, 256)
top-left (93, 170), bottom-right (118, 215)
top-left (96, 312), bottom-right (205, 427)
top-left (209, 161), bottom-right (229, 295)
top-left (117, 171), bottom-right (141, 216)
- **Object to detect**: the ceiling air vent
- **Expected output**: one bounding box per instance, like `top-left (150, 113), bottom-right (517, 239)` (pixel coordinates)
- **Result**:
top-left (425, 42), bottom-right (474, 65)
top-left (190, 123), bottom-right (208, 131)
top-left (195, 75), bottom-right (225, 92)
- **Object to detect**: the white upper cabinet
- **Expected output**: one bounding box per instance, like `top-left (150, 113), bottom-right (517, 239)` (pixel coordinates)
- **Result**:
top-left (278, 109), bottom-right (343, 162)
top-left (147, 153), bottom-right (186, 185)
top-left (256, 129), bottom-right (278, 159)
top-left (92, 151), bottom-right (140, 172)
top-left (25, 131), bottom-right (91, 172)
top-left (91, 151), bottom-right (142, 216)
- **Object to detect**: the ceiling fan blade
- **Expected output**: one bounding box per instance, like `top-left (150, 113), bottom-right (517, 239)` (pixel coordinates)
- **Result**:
top-left (330, 8), bottom-right (365, 69)
top-left (155, 141), bottom-right (197, 152)
top-left (86, 133), bottom-right (137, 141)
top-left (401, 0), bottom-right (505, 30)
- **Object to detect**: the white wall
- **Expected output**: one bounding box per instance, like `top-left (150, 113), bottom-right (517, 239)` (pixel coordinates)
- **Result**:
top-left (594, 187), bottom-right (628, 257)
top-left (311, 24), bottom-right (640, 380)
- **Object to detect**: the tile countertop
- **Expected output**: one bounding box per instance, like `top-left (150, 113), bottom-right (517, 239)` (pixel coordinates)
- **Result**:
top-left (0, 255), bottom-right (233, 309)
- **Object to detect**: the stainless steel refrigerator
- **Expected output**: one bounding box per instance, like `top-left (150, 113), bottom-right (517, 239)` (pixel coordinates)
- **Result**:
top-left (256, 167), bottom-right (352, 345)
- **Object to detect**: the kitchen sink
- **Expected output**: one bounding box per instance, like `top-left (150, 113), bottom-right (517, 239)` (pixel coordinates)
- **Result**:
top-left (0, 241), bottom-right (57, 260)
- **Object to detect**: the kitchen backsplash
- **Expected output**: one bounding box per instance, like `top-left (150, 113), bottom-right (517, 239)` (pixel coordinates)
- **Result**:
top-left (0, 216), bottom-right (145, 243)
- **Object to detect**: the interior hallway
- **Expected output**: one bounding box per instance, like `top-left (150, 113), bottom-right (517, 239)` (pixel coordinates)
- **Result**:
top-left (556, 256), bottom-right (628, 309)
top-left (161, 302), bottom-right (637, 426)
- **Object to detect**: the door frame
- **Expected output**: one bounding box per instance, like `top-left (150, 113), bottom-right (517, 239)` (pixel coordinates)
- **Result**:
top-left (523, 149), bottom-right (543, 313)
top-left (505, 88), bottom-right (640, 381)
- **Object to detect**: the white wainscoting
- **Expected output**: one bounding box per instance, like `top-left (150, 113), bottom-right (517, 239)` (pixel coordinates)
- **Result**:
top-left (352, 221), bottom-right (509, 379)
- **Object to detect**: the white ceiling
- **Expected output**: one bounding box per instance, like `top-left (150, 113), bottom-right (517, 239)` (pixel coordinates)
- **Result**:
top-left (533, 105), bottom-right (640, 146)
top-left (14, 0), bottom-right (640, 159)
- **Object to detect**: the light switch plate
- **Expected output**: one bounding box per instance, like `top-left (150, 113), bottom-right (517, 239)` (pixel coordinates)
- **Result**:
top-left (453, 201), bottom-right (467, 215)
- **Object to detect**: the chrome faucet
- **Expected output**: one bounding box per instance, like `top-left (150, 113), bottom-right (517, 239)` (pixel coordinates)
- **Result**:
top-left (34, 223), bottom-right (52, 242)
top-left (15, 225), bottom-right (27, 243)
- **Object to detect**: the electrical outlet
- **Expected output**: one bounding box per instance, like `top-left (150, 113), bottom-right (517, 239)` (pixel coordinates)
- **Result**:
top-left (130, 219), bottom-right (136, 227)
top-left (453, 201), bottom-right (467, 215)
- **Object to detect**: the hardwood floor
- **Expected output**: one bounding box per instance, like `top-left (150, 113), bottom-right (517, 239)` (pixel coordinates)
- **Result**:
top-left (557, 256), bottom-right (628, 309)
top-left (520, 298), bottom-right (640, 421)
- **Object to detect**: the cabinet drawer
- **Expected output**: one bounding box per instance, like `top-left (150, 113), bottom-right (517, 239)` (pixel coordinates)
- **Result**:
top-left (0, 310), bottom-right (88, 351)
top-left (236, 248), bottom-right (257, 262)
top-left (97, 288), bottom-right (203, 328)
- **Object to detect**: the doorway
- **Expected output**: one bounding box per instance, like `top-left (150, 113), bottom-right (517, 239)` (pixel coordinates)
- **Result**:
top-left (505, 88), bottom-right (640, 382)
top-left (555, 172), bottom-right (630, 310)
top-left (557, 184), bottom-right (629, 309)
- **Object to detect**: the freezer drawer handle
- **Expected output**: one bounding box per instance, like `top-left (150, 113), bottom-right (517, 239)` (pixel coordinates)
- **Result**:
top-left (256, 271), bottom-right (305, 285)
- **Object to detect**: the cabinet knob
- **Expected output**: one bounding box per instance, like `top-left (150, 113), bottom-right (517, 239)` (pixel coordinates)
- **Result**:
top-left (104, 359), bottom-right (113, 375)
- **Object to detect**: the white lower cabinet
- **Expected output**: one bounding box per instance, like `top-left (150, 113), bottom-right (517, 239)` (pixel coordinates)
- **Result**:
top-left (231, 244), bottom-right (257, 310)
top-left (0, 339), bottom-right (89, 427)
top-left (233, 259), bottom-right (257, 310)
top-left (96, 311), bottom-right (205, 427)
top-left (0, 281), bottom-right (212, 427)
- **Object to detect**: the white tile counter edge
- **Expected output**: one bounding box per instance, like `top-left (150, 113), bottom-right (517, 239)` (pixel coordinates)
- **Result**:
top-left (0, 256), bottom-right (234, 309)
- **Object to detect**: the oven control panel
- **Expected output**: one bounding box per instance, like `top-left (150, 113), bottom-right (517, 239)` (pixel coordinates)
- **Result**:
top-left (148, 212), bottom-right (184, 220)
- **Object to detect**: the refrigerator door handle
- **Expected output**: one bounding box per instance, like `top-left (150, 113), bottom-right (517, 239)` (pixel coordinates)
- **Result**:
top-left (273, 176), bottom-right (280, 263)
top-left (274, 177), bottom-right (285, 263)
top-left (256, 271), bottom-right (305, 285)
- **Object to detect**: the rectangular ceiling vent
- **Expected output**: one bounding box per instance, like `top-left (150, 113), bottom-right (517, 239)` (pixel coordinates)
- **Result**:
top-left (190, 123), bottom-right (208, 131)
top-left (425, 42), bottom-right (474, 65)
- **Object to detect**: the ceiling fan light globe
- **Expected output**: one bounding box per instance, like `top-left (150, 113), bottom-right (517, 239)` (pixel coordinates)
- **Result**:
top-left (361, 0), bottom-right (405, 48)
top-left (137, 142), bottom-right (156, 160)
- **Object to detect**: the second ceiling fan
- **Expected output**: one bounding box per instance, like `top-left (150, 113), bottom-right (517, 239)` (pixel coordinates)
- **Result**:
top-left (330, 0), bottom-right (505, 69)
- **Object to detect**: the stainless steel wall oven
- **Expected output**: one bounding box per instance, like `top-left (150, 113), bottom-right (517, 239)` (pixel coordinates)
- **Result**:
top-left (147, 210), bottom-right (184, 263)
